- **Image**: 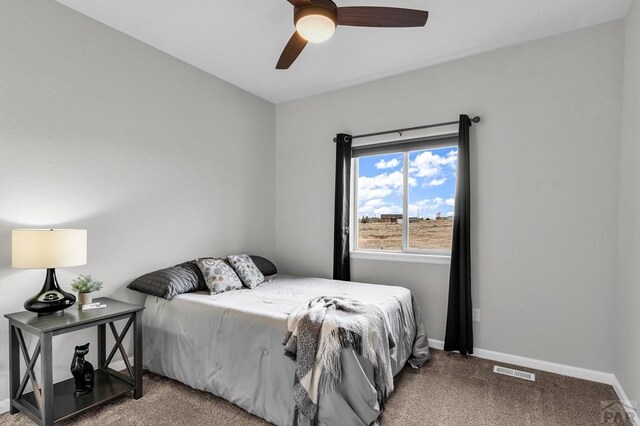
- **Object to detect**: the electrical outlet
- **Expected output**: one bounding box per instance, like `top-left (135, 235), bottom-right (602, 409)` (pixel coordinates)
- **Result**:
top-left (472, 308), bottom-right (480, 322)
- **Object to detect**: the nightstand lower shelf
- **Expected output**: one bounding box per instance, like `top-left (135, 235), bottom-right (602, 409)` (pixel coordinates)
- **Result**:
top-left (15, 369), bottom-right (135, 424)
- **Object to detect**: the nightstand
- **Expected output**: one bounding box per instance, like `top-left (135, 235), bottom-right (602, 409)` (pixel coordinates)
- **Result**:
top-left (5, 297), bottom-right (144, 426)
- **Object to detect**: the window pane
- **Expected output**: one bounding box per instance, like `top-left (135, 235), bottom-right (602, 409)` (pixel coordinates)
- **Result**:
top-left (356, 153), bottom-right (404, 251)
top-left (407, 146), bottom-right (457, 250)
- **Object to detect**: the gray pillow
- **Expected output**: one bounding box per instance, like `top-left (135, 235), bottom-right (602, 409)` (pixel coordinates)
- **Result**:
top-left (250, 255), bottom-right (278, 276)
top-left (177, 261), bottom-right (207, 291)
top-left (127, 262), bottom-right (203, 300)
top-left (227, 254), bottom-right (265, 289)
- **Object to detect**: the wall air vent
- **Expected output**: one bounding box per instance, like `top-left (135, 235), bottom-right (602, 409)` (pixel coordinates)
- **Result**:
top-left (493, 365), bottom-right (536, 381)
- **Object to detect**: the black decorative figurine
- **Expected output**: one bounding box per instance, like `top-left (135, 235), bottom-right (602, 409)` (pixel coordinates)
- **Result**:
top-left (70, 343), bottom-right (94, 396)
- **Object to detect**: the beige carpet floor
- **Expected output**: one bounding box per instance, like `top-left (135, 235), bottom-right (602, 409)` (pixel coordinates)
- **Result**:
top-left (0, 349), bottom-right (630, 425)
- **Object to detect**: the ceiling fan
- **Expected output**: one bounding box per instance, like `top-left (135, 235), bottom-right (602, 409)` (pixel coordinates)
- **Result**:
top-left (276, 0), bottom-right (429, 69)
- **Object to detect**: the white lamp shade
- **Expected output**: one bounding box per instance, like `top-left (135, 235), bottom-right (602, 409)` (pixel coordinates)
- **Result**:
top-left (12, 229), bottom-right (87, 269)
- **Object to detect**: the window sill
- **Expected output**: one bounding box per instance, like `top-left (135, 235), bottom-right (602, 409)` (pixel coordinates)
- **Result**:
top-left (350, 250), bottom-right (451, 265)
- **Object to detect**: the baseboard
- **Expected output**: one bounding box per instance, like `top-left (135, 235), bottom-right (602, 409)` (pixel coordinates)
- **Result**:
top-left (0, 398), bottom-right (9, 415)
top-left (109, 357), bottom-right (134, 373)
top-left (612, 376), bottom-right (639, 425)
top-left (429, 338), bottom-right (638, 424)
top-left (0, 357), bottom-right (134, 416)
top-left (427, 338), bottom-right (445, 350)
top-left (429, 339), bottom-right (613, 383)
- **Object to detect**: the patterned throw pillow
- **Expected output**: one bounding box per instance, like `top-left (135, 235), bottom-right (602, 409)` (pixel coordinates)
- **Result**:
top-left (195, 258), bottom-right (243, 295)
top-left (227, 254), bottom-right (265, 289)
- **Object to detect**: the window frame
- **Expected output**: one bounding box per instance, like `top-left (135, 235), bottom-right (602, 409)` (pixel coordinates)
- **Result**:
top-left (350, 132), bottom-right (458, 263)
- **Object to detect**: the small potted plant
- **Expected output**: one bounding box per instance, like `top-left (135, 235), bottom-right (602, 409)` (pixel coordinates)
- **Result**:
top-left (71, 275), bottom-right (103, 306)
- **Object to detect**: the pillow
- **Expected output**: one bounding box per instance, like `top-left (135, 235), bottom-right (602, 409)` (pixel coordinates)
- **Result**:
top-left (176, 260), bottom-right (207, 291)
top-left (195, 257), bottom-right (244, 295)
top-left (127, 263), bottom-right (202, 300)
top-left (249, 255), bottom-right (278, 276)
top-left (227, 254), bottom-right (265, 289)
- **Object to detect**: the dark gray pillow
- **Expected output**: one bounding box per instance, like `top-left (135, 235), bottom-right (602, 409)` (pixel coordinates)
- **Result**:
top-left (127, 261), bottom-right (204, 299)
top-left (176, 261), bottom-right (207, 291)
top-left (250, 255), bottom-right (278, 276)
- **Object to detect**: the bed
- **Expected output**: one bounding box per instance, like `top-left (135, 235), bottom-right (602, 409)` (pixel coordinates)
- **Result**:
top-left (142, 274), bottom-right (430, 426)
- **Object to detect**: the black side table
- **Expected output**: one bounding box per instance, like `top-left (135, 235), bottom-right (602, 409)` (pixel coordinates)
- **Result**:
top-left (5, 297), bottom-right (144, 425)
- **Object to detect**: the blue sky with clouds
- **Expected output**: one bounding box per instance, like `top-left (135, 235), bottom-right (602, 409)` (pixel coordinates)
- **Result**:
top-left (357, 146), bottom-right (458, 219)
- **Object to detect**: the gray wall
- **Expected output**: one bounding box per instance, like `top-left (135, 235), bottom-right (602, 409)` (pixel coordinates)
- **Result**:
top-left (0, 0), bottom-right (275, 401)
top-left (616, 0), bottom-right (640, 404)
top-left (275, 21), bottom-right (624, 373)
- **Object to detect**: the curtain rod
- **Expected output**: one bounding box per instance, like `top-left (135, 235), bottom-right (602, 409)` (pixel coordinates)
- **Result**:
top-left (333, 116), bottom-right (481, 142)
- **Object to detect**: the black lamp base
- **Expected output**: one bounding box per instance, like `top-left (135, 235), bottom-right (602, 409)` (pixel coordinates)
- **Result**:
top-left (24, 268), bottom-right (76, 317)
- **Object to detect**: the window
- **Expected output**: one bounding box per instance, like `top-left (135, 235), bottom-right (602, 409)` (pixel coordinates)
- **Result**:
top-left (353, 135), bottom-right (458, 256)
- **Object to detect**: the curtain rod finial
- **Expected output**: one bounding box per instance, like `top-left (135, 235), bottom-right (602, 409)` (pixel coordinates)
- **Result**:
top-left (471, 116), bottom-right (481, 124)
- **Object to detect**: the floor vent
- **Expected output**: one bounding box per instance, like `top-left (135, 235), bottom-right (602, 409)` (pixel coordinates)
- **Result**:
top-left (493, 365), bottom-right (536, 381)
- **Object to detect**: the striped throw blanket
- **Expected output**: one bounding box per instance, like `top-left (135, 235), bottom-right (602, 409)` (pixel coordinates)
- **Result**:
top-left (283, 296), bottom-right (396, 425)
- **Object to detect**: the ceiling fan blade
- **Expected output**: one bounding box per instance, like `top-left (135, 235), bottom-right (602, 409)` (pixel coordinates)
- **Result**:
top-left (337, 7), bottom-right (428, 28)
top-left (276, 32), bottom-right (308, 69)
top-left (287, 0), bottom-right (312, 6)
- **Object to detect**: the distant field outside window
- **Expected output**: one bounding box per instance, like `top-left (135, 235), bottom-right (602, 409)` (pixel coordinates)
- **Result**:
top-left (407, 147), bottom-right (456, 250)
top-left (355, 145), bottom-right (457, 253)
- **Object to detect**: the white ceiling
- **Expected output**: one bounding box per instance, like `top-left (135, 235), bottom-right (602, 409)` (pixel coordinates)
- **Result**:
top-left (55, 0), bottom-right (631, 103)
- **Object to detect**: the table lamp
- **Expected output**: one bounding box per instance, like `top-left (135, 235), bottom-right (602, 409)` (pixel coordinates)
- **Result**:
top-left (12, 229), bottom-right (87, 316)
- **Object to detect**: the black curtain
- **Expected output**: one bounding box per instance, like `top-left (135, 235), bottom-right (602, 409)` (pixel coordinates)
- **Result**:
top-left (333, 133), bottom-right (352, 281)
top-left (444, 115), bottom-right (473, 355)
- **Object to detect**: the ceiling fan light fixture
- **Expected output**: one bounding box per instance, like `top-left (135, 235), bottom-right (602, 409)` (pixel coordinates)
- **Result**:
top-left (293, 5), bottom-right (337, 44)
top-left (277, 0), bottom-right (428, 69)
top-left (296, 14), bottom-right (336, 43)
